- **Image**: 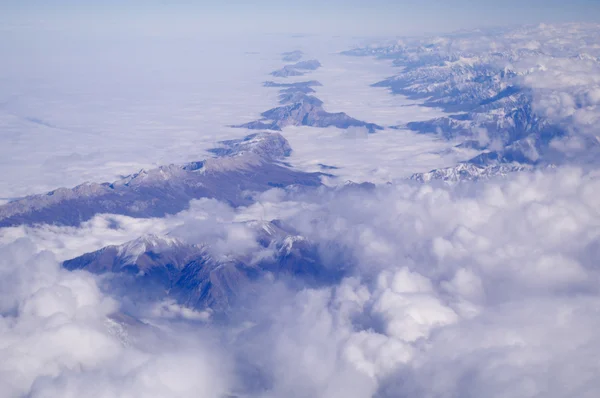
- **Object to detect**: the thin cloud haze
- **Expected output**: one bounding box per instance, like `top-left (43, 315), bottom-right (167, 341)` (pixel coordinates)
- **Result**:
top-left (3, 0), bottom-right (600, 35)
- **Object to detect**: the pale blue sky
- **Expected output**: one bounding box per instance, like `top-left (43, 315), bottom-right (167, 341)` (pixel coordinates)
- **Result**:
top-left (2, 0), bottom-right (600, 36)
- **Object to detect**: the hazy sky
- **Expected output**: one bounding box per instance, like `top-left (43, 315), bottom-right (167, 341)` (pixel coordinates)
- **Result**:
top-left (3, 0), bottom-right (600, 36)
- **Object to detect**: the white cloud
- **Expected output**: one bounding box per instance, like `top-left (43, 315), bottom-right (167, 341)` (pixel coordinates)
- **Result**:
top-left (2, 165), bottom-right (600, 397)
top-left (0, 238), bottom-right (231, 398)
top-left (2, 22), bottom-right (600, 398)
top-left (279, 125), bottom-right (478, 185)
top-left (223, 166), bottom-right (600, 396)
top-left (0, 32), bottom-right (304, 199)
top-left (0, 198), bottom-right (254, 262)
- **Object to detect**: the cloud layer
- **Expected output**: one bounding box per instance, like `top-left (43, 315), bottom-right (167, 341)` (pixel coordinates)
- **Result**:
top-left (0, 239), bottom-right (232, 397)
top-left (230, 166), bottom-right (600, 397)
top-left (2, 165), bottom-right (599, 397)
top-left (2, 22), bottom-right (600, 398)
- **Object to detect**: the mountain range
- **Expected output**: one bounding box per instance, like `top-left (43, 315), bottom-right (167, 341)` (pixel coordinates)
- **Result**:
top-left (344, 25), bottom-right (600, 180)
top-left (236, 80), bottom-right (383, 133)
top-left (0, 133), bottom-right (322, 227)
top-left (63, 220), bottom-right (347, 314)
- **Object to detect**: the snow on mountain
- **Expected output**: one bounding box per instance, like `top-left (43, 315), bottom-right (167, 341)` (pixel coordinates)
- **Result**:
top-left (236, 79), bottom-right (383, 133)
top-left (0, 133), bottom-right (323, 227)
top-left (344, 23), bottom-right (600, 178)
top-left (62, 220), bottom-right (344, 312)
top-left (116, 234), bottom-right (191, 265)
top-left (410, 162), bottom-right (533, 183)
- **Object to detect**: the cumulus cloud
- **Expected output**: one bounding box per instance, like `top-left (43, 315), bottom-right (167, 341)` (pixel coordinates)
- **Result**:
top-left (222, 166), bottom-right (600, 397)
top-left (522, 56), bottom-right (600, 139)
top-left (0, 198), bottom-right (257, 263)
top-left (0, 239), bottom-right (232, 398)
top-left (2, 165), bottom-right (600, 397)
top-left (502, 26), bottom-right (600, 158)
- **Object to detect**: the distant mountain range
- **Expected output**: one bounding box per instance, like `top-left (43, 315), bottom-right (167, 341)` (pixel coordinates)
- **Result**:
top-left (236, 80), bottom-right (383, 133)
top-left (0, 133), bottom-right (322, 227)
top-left (343, 25), bottom-right (600, 180)
top-left (270, 59), bottom-right (322, 77)
top-left (236, 55), bottom-right (383, 133)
